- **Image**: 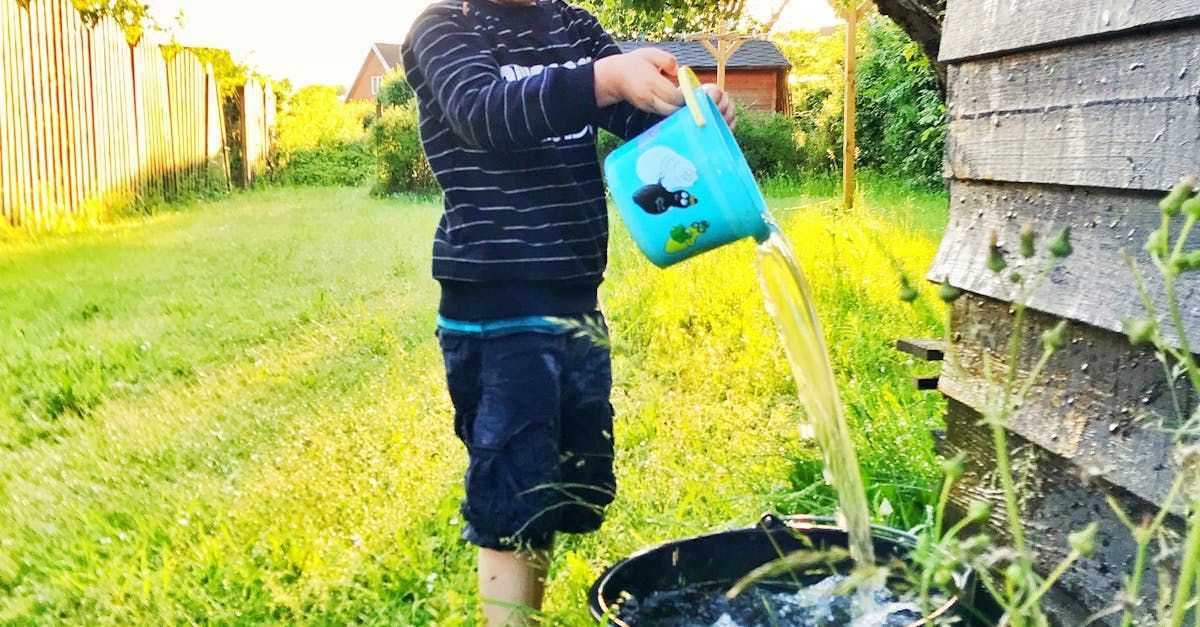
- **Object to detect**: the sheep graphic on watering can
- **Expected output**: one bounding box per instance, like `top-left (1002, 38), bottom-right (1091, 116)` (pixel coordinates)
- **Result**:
top-left (632, 147), bottom-right (702, 215)
top-left (630, 146), bottom-right (711, 255)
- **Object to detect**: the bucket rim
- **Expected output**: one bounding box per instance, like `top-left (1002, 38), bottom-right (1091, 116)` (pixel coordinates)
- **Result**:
top-left (588, 513), bottom-right (968, 626)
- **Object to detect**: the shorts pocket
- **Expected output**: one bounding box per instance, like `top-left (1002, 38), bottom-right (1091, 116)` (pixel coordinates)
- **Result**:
top-left (463, 420), bottom-right (560, 547)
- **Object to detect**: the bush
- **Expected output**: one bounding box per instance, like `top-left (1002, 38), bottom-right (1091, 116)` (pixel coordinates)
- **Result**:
top-left (272, 143), bottom-right (375, 187)
top-left (377, 67), bottom-right (414, 110)
top-left (855, 15), bottom-right (947, 189)
top-left (368, 105), bottom-right (436, 195)
top-left (773, 17), bottom-right (947, 188)
top-left (732, 107), bottom-right (805, 177)
top-left (597, 129), bottom-right (624, 164)
top-left (272, 85), bottom-right (376, 187)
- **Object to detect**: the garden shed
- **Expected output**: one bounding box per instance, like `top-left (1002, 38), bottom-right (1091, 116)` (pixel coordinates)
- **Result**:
top-left (618, 40), bottom-right (793, 113)
top-left (920, 1), bottom-right (1200, 622)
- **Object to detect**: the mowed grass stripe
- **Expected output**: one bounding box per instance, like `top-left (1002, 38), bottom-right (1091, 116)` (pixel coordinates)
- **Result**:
top-left (0, 188), bottom-right (439, 449)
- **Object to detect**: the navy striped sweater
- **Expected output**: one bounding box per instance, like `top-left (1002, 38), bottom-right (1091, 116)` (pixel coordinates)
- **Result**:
top-left (403, 0), bottom-right (661, 320)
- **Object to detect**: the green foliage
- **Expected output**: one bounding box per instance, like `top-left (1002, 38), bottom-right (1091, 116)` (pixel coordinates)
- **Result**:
top-left (273, 86), bottom-right (376, 187)
top-left (855, 15), bottom-right (947, 188)
top-left (276, 86), bottom-right (373, 156)
top-left (187, 47), bottom-right (254, 100)
top-left (273, 142), bottom-right (375, 188)
top-left (597, 129), bottom-right (625, 165)
top-left (575, 0), bottom-right (749, 39)
top-left (368, 105), bottom-right (436, 195)
top-left (774, 16), bottom-right (947, 187)
top-left (377, 67), bottom-right (414, 110)
top-left (732, 106), bottom-right (804, 177)
top-left (70, 0), bottom-right (154, 43)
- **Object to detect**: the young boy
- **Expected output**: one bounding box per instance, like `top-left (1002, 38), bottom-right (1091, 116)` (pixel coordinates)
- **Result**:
top-left (403, 1), bottom-right (735, 623)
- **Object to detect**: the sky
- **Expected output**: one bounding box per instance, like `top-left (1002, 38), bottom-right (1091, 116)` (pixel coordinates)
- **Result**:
top-left (147, 0), bottom-right (840, 90)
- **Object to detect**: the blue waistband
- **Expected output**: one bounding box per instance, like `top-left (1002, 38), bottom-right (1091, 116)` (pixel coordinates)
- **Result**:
top-left (437, 315), bottom-right (569, 338)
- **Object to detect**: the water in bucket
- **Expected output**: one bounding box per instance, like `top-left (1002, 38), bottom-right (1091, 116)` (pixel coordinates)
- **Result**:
top-left (604, 68), bottom-right (876, 568)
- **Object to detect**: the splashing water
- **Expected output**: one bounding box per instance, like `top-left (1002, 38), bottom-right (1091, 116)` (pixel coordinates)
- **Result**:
top-left (757, 221), bottom-right (876, 567)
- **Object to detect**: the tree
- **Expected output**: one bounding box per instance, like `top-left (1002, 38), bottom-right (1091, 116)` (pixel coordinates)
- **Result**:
top-left (377, 67), bottom-right (414, 110)
top-left (872, 0), bottom-right (945, 92)
top-left (575, 0), bottom-right (750, 40)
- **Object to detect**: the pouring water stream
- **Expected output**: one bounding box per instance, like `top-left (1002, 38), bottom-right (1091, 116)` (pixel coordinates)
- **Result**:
top-left (757, 220), bottom-right (876, 568)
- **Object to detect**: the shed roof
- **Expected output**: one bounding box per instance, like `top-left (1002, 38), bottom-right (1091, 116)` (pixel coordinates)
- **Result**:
top-left (373, 43), bottom-right (403, 70)
top-left (617, 40), bottom-right (791, 70)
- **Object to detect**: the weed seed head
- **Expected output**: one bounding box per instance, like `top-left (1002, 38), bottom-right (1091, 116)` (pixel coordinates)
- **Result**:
top-left (1019, 223), bottom-right (1036, 259)
top-left (1004, 563), bottom-right (1024, 586)
top-left (967, 499), bottom-right (992, 522)
top-left (1177, 250), bottom-right (1200, 273)
top-left (1041, 321), bottom-right (1067, 353)
top-left (1160, 176), bottom-right (1196, 217)
top-left (1145, 228), bottom-right (1169, 260)
top-left (1048, 227), bottom-right (1073, 259)
top-left (1122, 317), bottom-right (1156, 345)
top-left (1184, 196), bottom-right (1200, 221)
top-left (987, 232), bottom-right (1007, 274)
top-left (1068, 523), bottom-right (1098, 557)
top-left (942, 453), bottom-right (965, 481)
top-left (939, 280), bottom-right (964, 304)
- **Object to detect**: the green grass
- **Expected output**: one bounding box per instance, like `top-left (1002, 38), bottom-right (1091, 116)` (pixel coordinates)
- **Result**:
top-left (0, 181), bottom-right (948, 624)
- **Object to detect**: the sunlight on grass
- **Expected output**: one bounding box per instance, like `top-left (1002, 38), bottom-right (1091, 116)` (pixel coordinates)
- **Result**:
top-left (0, 184), bottom-right (947, 624)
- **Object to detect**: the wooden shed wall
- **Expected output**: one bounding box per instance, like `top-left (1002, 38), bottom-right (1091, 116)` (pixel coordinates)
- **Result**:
top-left (692, 69), bottom-right (788, 113)
top-left (930, 1), bottom-right (1200, 620)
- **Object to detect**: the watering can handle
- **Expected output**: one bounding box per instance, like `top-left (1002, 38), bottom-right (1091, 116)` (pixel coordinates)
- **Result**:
top-left (678, 66), bottom-right (707, 128)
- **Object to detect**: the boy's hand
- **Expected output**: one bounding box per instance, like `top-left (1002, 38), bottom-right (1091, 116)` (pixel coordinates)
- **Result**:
top-left (702, 84), bottom-right (737, 130)
top-left (594, 48), bottom-right (684, 116)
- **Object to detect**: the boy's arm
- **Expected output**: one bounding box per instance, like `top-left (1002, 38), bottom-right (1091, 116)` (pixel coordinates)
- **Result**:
top-left (578, 13), bottom-right (669, 141)
top-left (406, 7), bottom-right (599, 151)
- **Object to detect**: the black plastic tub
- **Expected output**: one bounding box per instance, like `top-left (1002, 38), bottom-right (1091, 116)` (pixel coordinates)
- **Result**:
top-left (589, 514), bottom-right (976, 626)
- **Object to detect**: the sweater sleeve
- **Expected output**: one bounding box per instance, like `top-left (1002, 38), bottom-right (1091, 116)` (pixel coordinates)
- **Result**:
top-left (405, 8), bottom-right (599, 151)
top-left (572, 9), bottom-right (665, 141)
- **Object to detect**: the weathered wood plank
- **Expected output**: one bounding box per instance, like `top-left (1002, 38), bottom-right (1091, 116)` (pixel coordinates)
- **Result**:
top-left (940, 398), bottom-right (1180, 625)
top-left (941, 0), bottom-right (1200, 63)
top-left (929, 180), bottom-right (1200, 345)
top-left (946, 99), bottom-right (1200, 192)
top-left (938, 293), bottom-right (1193, 509)
top-left (896, 338), bottom-right (945, 362)
top-left (943, 27), bottom-right (1200, 191)
top-left (948, 26), bottom-right (1200, 121)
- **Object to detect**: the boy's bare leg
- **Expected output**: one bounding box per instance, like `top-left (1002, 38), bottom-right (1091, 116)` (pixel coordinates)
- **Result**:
top-left (478, 545), bottom-right (552, 626)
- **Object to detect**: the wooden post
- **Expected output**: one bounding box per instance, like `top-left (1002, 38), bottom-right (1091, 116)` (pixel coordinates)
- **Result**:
top-left (835, 1), bottom-right (870, 211)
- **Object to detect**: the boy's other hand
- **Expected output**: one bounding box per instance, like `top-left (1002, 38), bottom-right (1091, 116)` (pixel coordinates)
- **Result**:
top-left (594, 48), bottom-right (684, 116)
top-left (701, 84), bottom-right (736, 130)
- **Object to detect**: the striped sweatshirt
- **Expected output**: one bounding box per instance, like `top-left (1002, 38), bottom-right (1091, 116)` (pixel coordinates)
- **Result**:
top-left (403, 0), bottom-right (662, 320)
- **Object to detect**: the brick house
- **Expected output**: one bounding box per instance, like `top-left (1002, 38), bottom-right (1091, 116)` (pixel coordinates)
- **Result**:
top-left (346, 43), bottom-right (402, 102)
top-left (346, 39), bottom-right (792, 113)
top-left (618, 40), bottom-right (792, 114)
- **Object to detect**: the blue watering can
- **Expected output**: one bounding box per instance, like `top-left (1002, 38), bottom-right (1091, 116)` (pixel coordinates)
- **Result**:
top-left (604, 67), bottom-right (772, 268)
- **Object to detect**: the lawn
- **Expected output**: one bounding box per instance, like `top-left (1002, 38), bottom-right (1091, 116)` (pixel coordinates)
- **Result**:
top-left (0, 181), bottom-right (948, 625)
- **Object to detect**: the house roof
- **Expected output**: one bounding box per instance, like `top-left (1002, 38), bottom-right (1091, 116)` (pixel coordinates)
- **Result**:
top-left (617, 40), bottom-right (791, 70)
top-left (373, 43), bottom-right (403, 70)
top-left (362, 39), bottom-right (791, 73)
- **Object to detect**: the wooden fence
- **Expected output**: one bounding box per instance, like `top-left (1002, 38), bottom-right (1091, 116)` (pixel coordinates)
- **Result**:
top-left (239, 79), bottom-right (275, 188)
top-left (0, 0), bottom-right (274, 228)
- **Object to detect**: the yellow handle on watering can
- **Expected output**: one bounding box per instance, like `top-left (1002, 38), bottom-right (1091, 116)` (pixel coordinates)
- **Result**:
top-left (678, 66), bottom-right (707, 128)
